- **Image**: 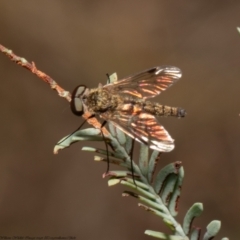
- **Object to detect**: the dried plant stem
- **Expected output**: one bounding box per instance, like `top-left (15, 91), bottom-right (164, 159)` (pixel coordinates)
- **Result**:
top-left (0, 44), bottom-right (71, 102)
top-left (0, 43), bottom-right (110, 136)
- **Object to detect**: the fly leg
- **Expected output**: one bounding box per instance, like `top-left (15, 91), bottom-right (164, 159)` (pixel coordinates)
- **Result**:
top-left (57, 114), bottom-right (96, 145)
top-left (99, 120), bottom-right (110, 173)
top-left (129, 139), bottom-right (137, 186)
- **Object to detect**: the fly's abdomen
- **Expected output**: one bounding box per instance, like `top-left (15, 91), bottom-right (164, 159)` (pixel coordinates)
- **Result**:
top-left (143, 101), bottom-right (186, 118)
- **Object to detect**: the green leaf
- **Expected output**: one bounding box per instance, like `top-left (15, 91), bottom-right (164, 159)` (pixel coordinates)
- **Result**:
top-left (160, 174), bottom-right (178, 206)
top-left (139, 144), bottom-right (149, 177)
top-left (139, 204), bottom-right (169, 219)
top-left (108, 121), bottom-right (127, 145)
top-left (108, 178), bottom-right (121, 186)
top-left (108, 177), bottom-right (146, 187)
top-left (76, 128), bottom-right (101, 135)
top-left (82, 146), bottom-right (124, 160)
top-left (145, 230), bottom-right (187, 240)
top-left (103, 170), bottom-right (132, 177)
top-left (109, 72), bottom-right (118, 83)
top-left (108, 122), bottom-right (116, 137)
top-left (115, 127), bottom-right (127, 145)
top-left (163, 218), bottom-right (176, 231)
top-left (203, 220), bottom-right (221, 240)
top-left (148, 151), bottom-right (161, 183)
top-left (119, 178), bottom-right (149, 190)
top-left (54, 128), bottom-right (102, 153)
top-left (94, 156), bottom-right (128, 168)
top-left (125, 135), bottom-right (133, 155)
top-left (168, 166), bottom-right (184, 216)
top-left (123, 190), bottom-right (165, 211)
top-left (154, 162), bottom-right (182, 194)
top-left (118, 179), bottom-right (156, 200)
top-left (190, 227), bottom-right (201, 240)
top-left (183, 203), bottom-right (203, 235)
top-left (106, 122), bottom-right (134, 159)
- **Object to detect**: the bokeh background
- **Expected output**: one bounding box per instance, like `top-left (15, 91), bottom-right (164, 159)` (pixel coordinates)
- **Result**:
top-left (0, 1), bottom-right (240, 239)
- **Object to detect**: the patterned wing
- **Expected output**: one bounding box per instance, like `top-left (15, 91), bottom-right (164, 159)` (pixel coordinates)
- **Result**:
top-left (101, 111), bottom-right (174, 152)
top-left (104, 66), bottom-right (182, 99)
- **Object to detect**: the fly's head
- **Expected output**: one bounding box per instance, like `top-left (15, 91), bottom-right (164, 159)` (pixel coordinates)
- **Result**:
top-left (71, 85), bottom-right (89, 116)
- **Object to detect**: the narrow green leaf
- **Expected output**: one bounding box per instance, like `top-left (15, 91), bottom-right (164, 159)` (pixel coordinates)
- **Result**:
top-left (120, 178), bottom-right (149, 190)
top-left (94, 156), bottom-right (128, 168)
top-left (148, 151), bottom-right (161, 183)
top-left (73, 128), bottom-right (101, 136)
top-left (109, 72), bottom-right (118, 83)
top-left (81, 146), bottom-right (97, 152)
top-left (160, 174), bottom-right (178, 206)
top-left (154, 162), bottom-right (182, 194)
top-left (163, 218), bottom-right (176, 231)
top-left (82, 146), bottom-right (125, 160)
top-left (119, 180), bottom-right (156, 200)
top-left (203, 220), bottom-right (221, 240)
top-left (115, 127), bottom-right (127, 145)
top-left (183, 203), bottom-right (203, 235)
top-left (125, 135), bottom-right (133, 155)
top-left (139, 204), bottom-right (168, 219)
top-left (72, 135), bottom-right (103, 141)
top-left (53, 128), bottom-right (102, 153)
top-left (123, 190), bottom-right (165, 212)
top-left (104, 170), bottom-right (131, 177)
top-left (108, 178), bottom-right (121, 186)
top-left (145, 230), bottom-right (187, 240)
top-left (190, 227), bottom-right (201, 240)
top-left (108, 122), bottom-right (116, 137)
top-left (108, 121), bottom-right (127, 145)
top-left (169, 167), bottom-right (184, 216)
top-left (139, 144), bottom-right (149, 177)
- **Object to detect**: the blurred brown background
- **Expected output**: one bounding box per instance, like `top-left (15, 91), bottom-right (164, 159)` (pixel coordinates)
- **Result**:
top-left (0, 0), bottom-right (240, 239)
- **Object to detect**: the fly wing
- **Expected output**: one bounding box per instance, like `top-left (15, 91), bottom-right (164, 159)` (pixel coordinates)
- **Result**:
top-left (104, 66), bottom-right (182, 99)
top-left (101, 111), bottom-right (174, 152)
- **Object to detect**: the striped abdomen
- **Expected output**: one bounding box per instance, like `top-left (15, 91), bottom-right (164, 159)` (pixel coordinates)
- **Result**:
top-left (119, 98), bottom-right (186, 118)
top-left (143, 101), bottom-right (186, 118)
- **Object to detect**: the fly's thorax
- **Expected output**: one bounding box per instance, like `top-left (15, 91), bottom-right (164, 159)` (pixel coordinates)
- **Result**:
top-left (86, 88), bottom-right (121, 113)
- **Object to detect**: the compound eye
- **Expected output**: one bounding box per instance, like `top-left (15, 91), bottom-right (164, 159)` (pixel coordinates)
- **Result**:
top-left (73, 85), bottom-right (86, 97)
top-left (71, 85), bottom-right (86, 116)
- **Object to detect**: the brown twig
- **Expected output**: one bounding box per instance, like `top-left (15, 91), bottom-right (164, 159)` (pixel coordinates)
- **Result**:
top-left (0, 43), bottom-right (110, 136)
top-left (0, 44), bottom-right (72, 102)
